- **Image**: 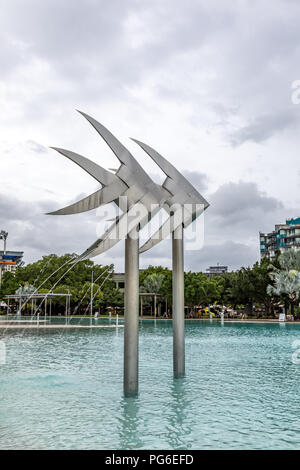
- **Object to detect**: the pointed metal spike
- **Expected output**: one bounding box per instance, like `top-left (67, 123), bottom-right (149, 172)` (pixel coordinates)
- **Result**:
top-left (139, 207), bottom-right (200, 253)
top-left (76, 201), bottom-right (154, 260)
top-left (77, 111), bottom-right (148, 178)
top-left (46, 189), bottom-right (105, 215)
top-left (50, 147), bottom-right (117, 186)
top-left (131, 138), bottom-right (209, 209)
top-left (46, 178), bottom-right (128, 216)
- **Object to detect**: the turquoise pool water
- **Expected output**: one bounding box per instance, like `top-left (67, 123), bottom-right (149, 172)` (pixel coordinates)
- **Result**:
top-left (0, 320), bottom-right (299, 449)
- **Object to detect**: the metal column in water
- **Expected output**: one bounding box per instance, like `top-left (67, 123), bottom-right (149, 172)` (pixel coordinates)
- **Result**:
top-left (172, 224), bottom-right (185, 378)
top-left (124, 230), bottom-right (139, 396)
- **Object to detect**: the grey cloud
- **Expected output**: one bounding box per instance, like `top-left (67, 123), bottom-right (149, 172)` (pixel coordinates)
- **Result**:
top-left (0, 176), bottom-right (292, 272)
top-left (139, 237), bottom-right (258, 272)
top-left (209, 181), bottom-right (282, 224)
top-left (185, 241), bottom-right (258, 272)
top-left (0, 30), bottom-right (30, 78)
top-left (139, 238), bottom-right (172, 270)
top-left (26, 140), bottom-right (48, 153)
top-left (0, 0), bottom-right (299, 272)
top-left (2, 0), bottom-right (300, 142)
top-left (138, 180), bottom-right (268, 271)
top-left (0, 194), bottom-right (40, 221)
top-left (205, 180), bottom-right (288, 247)
top-left (182, 170), bottom-right (208, 193)
top-left (229, 110), bottom-right (300, 146)
top-left (0, 193), bottom-right (101, 263)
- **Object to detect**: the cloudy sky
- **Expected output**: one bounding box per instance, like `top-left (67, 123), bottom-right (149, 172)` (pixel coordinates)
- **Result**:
top-left (0, 0), bottom-right (299, 272)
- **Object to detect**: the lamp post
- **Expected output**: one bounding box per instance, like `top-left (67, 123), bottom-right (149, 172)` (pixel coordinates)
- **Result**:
top-left (0, 230), bottom-right (8, 287)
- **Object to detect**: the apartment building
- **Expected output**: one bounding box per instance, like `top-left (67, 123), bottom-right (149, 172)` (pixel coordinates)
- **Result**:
top-left (260, 217), bottom-right (300, 259)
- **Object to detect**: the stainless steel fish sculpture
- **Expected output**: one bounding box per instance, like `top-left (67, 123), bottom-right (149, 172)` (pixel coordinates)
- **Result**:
top-left (48, 112), bottom-right (171, 259)
top-left (130, 139), bottom-right (209, 253)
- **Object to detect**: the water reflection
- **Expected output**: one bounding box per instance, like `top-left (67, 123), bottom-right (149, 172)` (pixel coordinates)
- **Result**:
top-left (165, 378), bottom-right (192, 449)
top-left (118, 396), bottom-right (144, 449)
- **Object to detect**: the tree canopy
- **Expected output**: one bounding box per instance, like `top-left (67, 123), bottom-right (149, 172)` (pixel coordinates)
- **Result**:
top-left (1, 251), bottom-right (299, 317)
top-left (0, 253), bottom-right (122, 313)
top-left (267, 250), bottom-right (300, 313)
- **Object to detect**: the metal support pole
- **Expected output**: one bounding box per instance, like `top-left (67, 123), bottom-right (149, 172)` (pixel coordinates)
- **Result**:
top-left (67, 290), bottom-right (70, 324)
top-left (18, 296), bottom-right (21, 317)
top-left (90, 270), bottom-right (94, 318)
top-left (124, 230), bottom-right (139, 397)
top-left (172, 223), bottom-right (185, 378)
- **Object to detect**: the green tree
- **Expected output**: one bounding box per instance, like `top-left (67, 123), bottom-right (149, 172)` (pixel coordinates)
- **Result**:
top-left (185, 272), bottom-right (223, 306)
top-left (140, 273), bottom-right (165, 294)
top-left (0, 253), bottom-right (118, 313)
top-left (267, 250), bottom-right (300, 315)
top-left (140, 266), bottom-right (172, 304)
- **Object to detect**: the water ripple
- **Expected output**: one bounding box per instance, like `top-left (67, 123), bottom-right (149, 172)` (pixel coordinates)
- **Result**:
top-left (0, 321), bottom-right (299, 449)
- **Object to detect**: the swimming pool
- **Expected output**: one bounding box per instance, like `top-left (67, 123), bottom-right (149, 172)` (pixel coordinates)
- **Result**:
top-left (0, 320), bottom-right (299, 449)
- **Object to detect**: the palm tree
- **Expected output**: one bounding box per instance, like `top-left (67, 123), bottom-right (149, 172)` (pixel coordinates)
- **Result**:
top-left (140, 274), bottom-right (165, 317)
top-left (140, 273), bottom-right (165, 294)
top-left (267, 250), bottom-right (300, 315)
top-left (15, 282), bottom-right (35, 295)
